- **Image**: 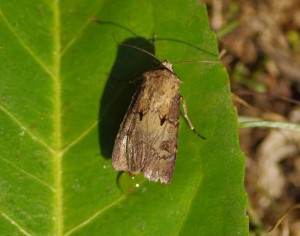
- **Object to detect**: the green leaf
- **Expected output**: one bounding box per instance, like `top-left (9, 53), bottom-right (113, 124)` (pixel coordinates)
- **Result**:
top-left (0, 0), bottom-right (248, 235)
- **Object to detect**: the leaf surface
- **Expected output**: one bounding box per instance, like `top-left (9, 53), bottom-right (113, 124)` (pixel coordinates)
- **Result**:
top-left (0, 0), bottom-right (248, 235)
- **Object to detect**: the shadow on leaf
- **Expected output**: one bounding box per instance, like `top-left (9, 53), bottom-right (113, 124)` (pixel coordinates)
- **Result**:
top-left (98, 37), bottom-right (154, 159)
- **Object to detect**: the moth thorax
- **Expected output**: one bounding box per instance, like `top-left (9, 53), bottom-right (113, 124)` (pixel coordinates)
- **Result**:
top-left (162, 60), bottom-right (174, 72)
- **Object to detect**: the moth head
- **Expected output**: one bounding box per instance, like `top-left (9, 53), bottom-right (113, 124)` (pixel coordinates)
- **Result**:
top-left (162, 60), bottom-right (174, 72)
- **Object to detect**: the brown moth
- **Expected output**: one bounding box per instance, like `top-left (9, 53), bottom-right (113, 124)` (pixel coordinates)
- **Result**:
top-left (112, 60), bottom-right (180, 184)
top-left (112, 55), bottom-right (205, 184)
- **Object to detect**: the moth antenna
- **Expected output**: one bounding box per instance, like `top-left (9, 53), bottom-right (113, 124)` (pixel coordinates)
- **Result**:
top-left (153, 34), bottom-right (157, 64)
top-left (117, 43), bottom-right (162, 63)
top-left (173, 59), bottom-right (221, 65)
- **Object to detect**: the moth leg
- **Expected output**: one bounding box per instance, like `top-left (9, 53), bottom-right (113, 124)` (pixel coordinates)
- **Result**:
top-left (180, 96), bottom-right (206, 140)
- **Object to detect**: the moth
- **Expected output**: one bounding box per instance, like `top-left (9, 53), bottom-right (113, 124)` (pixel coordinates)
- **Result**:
top-left (112, 45), bottom-right (208, 184)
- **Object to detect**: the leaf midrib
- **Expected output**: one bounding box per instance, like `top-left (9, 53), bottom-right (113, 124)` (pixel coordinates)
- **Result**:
top-left (52, 1), bottom-right (63, 235)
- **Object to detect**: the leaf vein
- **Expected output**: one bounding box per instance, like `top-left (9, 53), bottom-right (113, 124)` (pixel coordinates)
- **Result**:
top-left (0, 156), bottom-right (55, 192)
top-left (61, 120), bottom-right (98, 154)
top-left (52, 1), bottom-right (63, 235)
top-left (0, 103), bottom-right (54, 152)
top-left (0, 10), bottom-right (54, 78)
top-left (60, 3), bottom-right (103, 56)
top-left (0, 210), bottom-right (32, 236)
top-left (65, 195), bottom-right (126, 235)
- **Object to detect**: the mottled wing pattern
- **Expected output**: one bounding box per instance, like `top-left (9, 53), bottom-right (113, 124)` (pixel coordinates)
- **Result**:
top-left (112, 65), bottom-right (181, 183)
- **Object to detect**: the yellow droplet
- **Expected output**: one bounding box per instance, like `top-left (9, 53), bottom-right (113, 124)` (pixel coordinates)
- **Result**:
top-left (117, 172), bottom-right (146, 194)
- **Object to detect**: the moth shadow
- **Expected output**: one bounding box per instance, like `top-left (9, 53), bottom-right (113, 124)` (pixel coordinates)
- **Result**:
top-left (98, 37), bottom-right (155, 159)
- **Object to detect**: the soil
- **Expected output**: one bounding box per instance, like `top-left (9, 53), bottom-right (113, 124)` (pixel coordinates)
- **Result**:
top-left (205, 0), bottom-right (300, 235)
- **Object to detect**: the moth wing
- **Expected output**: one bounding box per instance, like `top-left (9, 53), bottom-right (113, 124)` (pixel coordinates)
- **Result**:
top-left (112, 69), bottom-right (181, 184)
top-left (112, 88), bottom-right (145, 173)
top-left (142, 94), bottom-right (180, 183)
top-left (112, 93), bottom-right (180, 183)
